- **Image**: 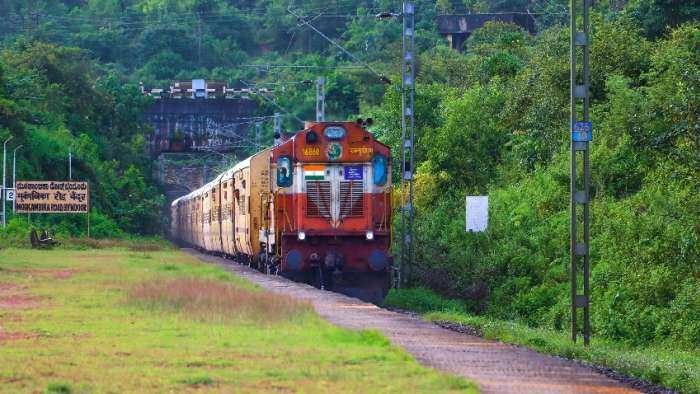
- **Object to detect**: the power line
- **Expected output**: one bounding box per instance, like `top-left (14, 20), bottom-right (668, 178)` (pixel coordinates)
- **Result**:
top-left (287, 7), bottom-right (390, 84)
top-left (240, 64), bottom-right (365, 70)
top-left (240, 80), bottom-right (304, 124)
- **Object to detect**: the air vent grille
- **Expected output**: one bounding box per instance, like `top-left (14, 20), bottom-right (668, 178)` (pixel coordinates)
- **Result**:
top-left (340, 181), bottom-right (363, 217)
top-left (306, 181), bottom-right (331, 218)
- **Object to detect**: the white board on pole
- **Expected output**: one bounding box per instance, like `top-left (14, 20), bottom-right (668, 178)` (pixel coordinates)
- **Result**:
top-left (466, 196), bottom-right (488, 232)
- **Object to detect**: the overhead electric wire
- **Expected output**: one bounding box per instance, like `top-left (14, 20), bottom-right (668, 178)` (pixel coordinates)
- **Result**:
top-left (240, 64), bottom-right (365, 70)
top-left (287, 7), bottom-right (389, 83)
top-left (240, 80), bottom-right (304, 124)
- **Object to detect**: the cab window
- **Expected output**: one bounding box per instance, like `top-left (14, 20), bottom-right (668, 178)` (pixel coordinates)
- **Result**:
top-left (372, 154), bottom-right (388, 186)
top-left (276, 156), bottom-right (293, 187)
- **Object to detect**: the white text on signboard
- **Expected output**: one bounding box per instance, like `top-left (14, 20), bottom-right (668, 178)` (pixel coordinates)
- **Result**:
top-left (15, 181), bottom-right (89, 214)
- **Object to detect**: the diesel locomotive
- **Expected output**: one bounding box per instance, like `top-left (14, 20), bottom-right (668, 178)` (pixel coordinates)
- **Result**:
top-left (170, 120), bottom-right (392, 302)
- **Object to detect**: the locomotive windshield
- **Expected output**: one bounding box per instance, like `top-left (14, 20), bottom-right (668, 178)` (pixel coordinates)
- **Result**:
top-left (372, 154), bottom-right (388, 185)
top-left (277, 156), bottom-right (293, 187)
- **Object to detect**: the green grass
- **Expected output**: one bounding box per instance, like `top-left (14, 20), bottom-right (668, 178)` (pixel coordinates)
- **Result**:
top-left (0, 248), bottom-right (477, 393)
top-left (384, 287), bottom-right (700, 394)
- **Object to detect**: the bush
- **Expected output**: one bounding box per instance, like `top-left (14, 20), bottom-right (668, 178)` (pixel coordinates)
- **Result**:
top-left (399, 21), bottom-right (700, 348)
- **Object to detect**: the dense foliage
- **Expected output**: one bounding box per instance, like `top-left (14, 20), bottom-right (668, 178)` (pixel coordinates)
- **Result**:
top-left (0, 42), bottom-right (163, 236)
top-left (377, 19), bottom-right (699, 348)
top-left (0, 0), bottom-right (698, 351)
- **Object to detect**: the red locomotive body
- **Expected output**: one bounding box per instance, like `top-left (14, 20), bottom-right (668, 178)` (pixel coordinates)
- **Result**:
top-left (171, 120), bottom-right (392, 302)
top-left (271, 121), bottom-right (392, 300)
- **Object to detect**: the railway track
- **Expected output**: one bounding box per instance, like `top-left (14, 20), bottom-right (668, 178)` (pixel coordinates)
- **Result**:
top-left (187, 249), bottom-right (649, 394)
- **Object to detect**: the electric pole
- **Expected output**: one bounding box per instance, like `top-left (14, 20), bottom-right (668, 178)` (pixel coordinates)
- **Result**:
top-left (316, 77), bottom-right (325, 122)
top-left (274, 112), bottom-right (282, 145)
top-left (570, 0), bottom-right (592, 346)
top-left (196, 13), bottom-right (203, 68)
top-left (400, 2), bottom-right (415, 288)
top-left (2, 136), bottom-right (12, 229)
top-left (255, 121), bottom-right (262, 151)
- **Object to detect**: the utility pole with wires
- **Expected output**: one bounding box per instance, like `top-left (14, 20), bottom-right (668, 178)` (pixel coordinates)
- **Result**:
top-left (273, 112), bottom-right (283, 145)
top-left (255, 121), bottom-right (262, 151)
top-left (68, 147), bottom-right (72, 180)
top-left (196, 13), bottom-right (203, 67)
top-left (376, 2), bottom-right (416, 288)
top-left (570, 0), bottom-right (592, 346)
top-left (400, 2), bottom-right (416, 288)
top-left (316, 77), bottom-right (325, 122)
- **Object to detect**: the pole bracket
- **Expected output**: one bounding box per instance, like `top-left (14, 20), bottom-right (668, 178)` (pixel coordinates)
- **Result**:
top-left (574, 295), bottom-right (589, 308)
top-left (574, 243), bottom-right (588, 256)
top-left (573, 141), bottom-right (588, 151)
top-left (574, 32), bottom-right (588, 46)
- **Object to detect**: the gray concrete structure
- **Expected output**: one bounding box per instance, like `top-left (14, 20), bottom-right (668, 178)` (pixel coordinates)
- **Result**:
top-left (436, 13), bottom-right (536, 51)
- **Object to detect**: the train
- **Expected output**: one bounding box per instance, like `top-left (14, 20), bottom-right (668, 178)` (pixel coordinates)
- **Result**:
top-left (170, 120), bottom-right (393, 303)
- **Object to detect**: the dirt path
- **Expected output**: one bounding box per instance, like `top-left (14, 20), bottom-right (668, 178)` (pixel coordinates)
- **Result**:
top-left (188, 250), bottom-right (638, 394)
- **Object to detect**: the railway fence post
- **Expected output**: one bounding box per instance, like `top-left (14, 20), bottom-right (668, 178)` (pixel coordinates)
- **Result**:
top-left (570, 0), bottom-right (592, 346)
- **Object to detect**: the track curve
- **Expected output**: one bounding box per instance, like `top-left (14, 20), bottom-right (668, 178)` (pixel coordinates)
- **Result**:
top-left (188, 249), bottom-right (639, 394)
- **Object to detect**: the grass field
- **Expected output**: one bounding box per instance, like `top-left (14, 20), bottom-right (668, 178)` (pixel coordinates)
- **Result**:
top-left (385, 287), bottom-right (700, 394)
top-left (0, 247), bottom-right (476, 393)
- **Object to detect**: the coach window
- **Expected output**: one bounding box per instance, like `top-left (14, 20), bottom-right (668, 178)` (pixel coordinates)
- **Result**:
top-left (276, 156), bottom-right (293, 187)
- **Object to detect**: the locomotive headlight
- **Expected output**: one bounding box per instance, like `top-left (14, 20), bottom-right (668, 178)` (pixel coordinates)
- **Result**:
top-left (298, 231), bottom-right (306, 241)
top-left (366, 230), bottom-right (374, 241)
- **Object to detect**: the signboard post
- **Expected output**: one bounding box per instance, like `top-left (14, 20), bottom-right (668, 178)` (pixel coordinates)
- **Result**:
top-left (15, 181), bottom-right (89, 214)
top-left (465, 196), bottom-right (488, 232)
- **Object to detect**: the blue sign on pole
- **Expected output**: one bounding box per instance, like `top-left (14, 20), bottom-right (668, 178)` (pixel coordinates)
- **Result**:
top-left (572, 122), bottom-right (593, 142)
top-left (344, 165), bottom-right (363, 180)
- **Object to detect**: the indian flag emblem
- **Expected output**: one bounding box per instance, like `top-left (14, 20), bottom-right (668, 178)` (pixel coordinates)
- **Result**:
top-left (304, 165), bottom-right (325, 180)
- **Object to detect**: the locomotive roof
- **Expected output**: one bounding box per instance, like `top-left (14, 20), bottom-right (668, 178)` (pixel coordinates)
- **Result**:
top-left (272, 121), bottom-right (390, 162)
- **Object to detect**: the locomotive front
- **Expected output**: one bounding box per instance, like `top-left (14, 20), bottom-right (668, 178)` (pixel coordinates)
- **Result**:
top-left (271, 121), bottom-right (392, 302)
